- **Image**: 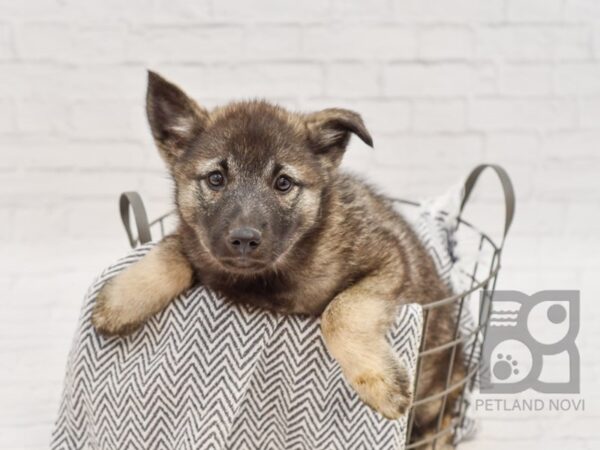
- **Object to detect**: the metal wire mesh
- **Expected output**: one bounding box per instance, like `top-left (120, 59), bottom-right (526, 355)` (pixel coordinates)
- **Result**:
top-left (126, 198), bottom-right (503, 450)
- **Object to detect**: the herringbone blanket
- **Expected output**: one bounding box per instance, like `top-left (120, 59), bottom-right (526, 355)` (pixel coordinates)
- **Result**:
top-left (50, 244), bottom-right (422, 450)
top-left (51, 185), bottom-right (481, 450)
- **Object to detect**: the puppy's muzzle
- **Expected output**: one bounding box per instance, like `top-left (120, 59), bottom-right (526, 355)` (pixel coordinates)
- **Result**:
top-left (227, 227), bottom-right (262, 256)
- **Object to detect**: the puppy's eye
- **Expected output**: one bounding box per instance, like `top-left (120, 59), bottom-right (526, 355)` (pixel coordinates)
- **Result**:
top-left (207, 171), bottom-right (225, 189)
top-left (274, 175), bottom-right (293, 193)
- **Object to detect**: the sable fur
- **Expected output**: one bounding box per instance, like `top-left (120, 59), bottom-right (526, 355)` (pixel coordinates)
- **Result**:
top-left (92, 71), bottom-right (464, 449)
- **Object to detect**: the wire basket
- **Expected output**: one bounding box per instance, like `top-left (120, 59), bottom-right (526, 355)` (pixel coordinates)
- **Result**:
top-left (117, 164), bottom-right (514, 449)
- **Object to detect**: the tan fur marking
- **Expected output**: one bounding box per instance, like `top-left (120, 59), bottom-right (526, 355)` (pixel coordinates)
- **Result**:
top-left (92, 236), bottom-right (193, 336)
top-left (321, 279), bottom-right (412, 420)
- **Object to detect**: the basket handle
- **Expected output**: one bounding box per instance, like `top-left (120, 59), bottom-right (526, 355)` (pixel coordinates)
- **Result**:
top-left (119, 191), bottom-right (152, 248)
top-left (459, 164), bottom-right (515, 247)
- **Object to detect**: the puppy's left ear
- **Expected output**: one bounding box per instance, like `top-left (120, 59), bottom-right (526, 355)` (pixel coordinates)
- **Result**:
top-left (305, 108), bottom-right (373, 168)
top-left (146, 71), bottom-right (209, 167)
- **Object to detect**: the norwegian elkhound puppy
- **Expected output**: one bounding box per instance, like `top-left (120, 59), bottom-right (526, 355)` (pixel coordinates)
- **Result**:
top-left (92, 71), bottom-right (464, 448)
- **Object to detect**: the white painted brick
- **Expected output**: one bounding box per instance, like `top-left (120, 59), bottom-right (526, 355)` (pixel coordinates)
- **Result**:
top-left (16, 99), bottom-right (68, 134)
top-left (543, 131), bottom-right (600, 162)
top-left (67, 99), bottom-right (137, 139)
top-left (130, 103), bottom-right (154, 142)
top-left (0, 240), bottom-right (126, 277)
top-left (1, 65), bottom-right (144, 103)
top-left (373, 134), bottom-right (484, 170)
top-left (486, 132), bottom-right (540, 157)
top-left (149, 66), bottom-right (297, 106)
top-left (324, 63), bottom-right (379, 98)
top-left (1, 138), bottom-right (147, 170)
top-left (0, 145), bottom-right (16, 169)
top-left (212, 0), bottom-right (330, 22)
top-left (152, 0), bottom-right (210, 22)
top-left (551, 417), bottom-right (600, 440)
top-left (384, 63), bottom-right (496, 97)
top-left (534, 161), bottom-right (600, 201)
top-left (0, 0), bottom-right (61, 20)
top-left (365, 164), bottom-right (471, 200)
top-left (0, 207), bottom-right (13, 240)
top-left (500, 64), bottom-right (554, 96)
top-left (537, 236), bottom-right (600, 270)
top-left (554, 27), bottom-right (594, 60)
top-left (477, 26), bottom-right (591, 61)
top-left (578, 96), bottom-right (600, 129)
top-left (413, 99), bottom-right (466, 132)
top-left (302, 26), bottom-right (417, 60)
top-left (244, 25), bottom-right (302, 59)
top-left (0, 424), bottom-right (56, 450)
top-left (136, 170), bottom-right (174, 200)
top-left (476, 26), bottom-right (554, 61)
top-left (70, 0), bottom-right (156, 22)
top-left (565, 202), bottom-right (600, 236)
top-left (1, 66), bottom-right (146, 103)
top-left (0, 171), bottom-right (139, 201)
top-left (162, 63), bottom-right (323, 99)
top-left (349, 100), bottom-right (412, 134)
top-left (69, 66), bottom-right (147, 101)
top-left (0, 0), bottom-right (155, 21)
top-left (144, 144), bottom-right (171, 172)
top-left (469, 98), bottom-right (577, 131)
top-left (0, 63), bottom-right (71, 99)
top-left (476, 416), bottom-right (544, 439)
top-left (12, 205), bottom-right (68, 241)
top-left (339, 141), bottom-right (376, 174)
top-left (126, 25), bottom-right (246, 63)
top-left (511, 199), bottom-right (568, 237)
top-left (594, 26), bottom-right (600, 59)
top-left (418, 26), bottom-right (473, 60)
top-left (0, 98), bottom-right (15, 133)
top-left (507, 0), bottom-right (564, 22)
top-left (392, 0), bottom-right (505, 23)
top-left (0, 22), bottom-right (12, 59)
top-left (17, 22), bottom-right (129, 63)
top-left (0, 137), bottom-right (65, 169)
top-left (556, 63), bottom-right (600, 95)
top-left (564, 0), bottom-right (600, 21)
top-left (65, 200), bottom-right (123, 239)
top-left (331, 0), bottom-right (391, 20)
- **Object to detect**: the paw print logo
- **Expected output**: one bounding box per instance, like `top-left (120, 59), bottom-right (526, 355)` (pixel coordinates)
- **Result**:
top-left (493, 354), bottom-right (519, 380)
top-left (485, 338), bottom-right (532, 386)
top-left (480, 291), bottom-right (579, 394)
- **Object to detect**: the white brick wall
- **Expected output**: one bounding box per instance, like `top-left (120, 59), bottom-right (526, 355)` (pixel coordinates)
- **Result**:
top-left (1, 1), bottom-right (599, 448)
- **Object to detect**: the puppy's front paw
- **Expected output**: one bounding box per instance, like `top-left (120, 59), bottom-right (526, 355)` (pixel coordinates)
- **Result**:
top-left (351, 359), bottom-right (413, 420)
top-left (91, 278), bottom-right (145, 337)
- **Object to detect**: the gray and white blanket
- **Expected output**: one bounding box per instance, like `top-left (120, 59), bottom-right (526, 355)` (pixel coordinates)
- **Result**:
top-left (51, 186), bottom-right (478, 450)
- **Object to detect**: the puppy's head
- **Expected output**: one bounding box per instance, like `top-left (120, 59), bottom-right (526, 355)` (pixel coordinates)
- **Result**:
top-left (146, 71), bottom-right (372, 274)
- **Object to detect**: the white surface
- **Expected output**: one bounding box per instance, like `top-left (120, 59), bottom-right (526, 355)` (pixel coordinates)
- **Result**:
top-left (1, 0), bottom-right (599, 448)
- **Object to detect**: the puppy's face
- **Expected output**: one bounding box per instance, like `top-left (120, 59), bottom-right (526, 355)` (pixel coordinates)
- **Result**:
top-left (146, 71), bottom-right (372, 275)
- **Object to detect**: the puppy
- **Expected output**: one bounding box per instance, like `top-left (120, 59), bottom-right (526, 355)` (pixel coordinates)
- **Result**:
top-left (92, 71), bottom-right (464, 448)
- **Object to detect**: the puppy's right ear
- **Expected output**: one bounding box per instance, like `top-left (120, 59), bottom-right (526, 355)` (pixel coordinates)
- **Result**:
top-left (146, 71), bottom-right (209, 166)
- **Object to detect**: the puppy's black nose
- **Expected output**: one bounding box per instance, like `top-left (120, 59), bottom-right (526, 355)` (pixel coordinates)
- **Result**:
top-left (228, 227), bottom-right (262, 255)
